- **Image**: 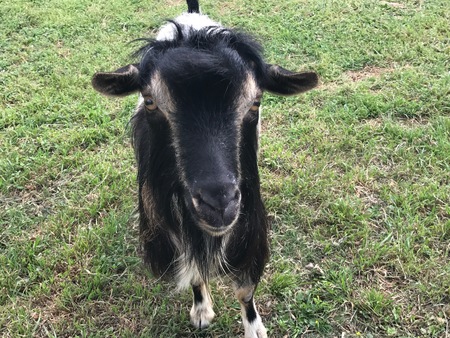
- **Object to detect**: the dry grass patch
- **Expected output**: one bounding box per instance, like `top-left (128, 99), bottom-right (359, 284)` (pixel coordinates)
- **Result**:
top-left (319, 65), bottom-right (400, 92)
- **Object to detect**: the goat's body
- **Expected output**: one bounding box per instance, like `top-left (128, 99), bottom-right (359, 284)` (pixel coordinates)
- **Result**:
top-left (92, 1), bottom-right (318, 336)
top-left (135, 12), bottom-right (269, 291)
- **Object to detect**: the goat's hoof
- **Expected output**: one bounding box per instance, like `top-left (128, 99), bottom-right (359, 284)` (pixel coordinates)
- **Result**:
top-left (244, 318), bottom-right (267, 338)
top-left (190, 304), bottom-right (215, 329)
top-left (245, 328), bottom-right (267, 338)
top-left (244, 329), bottom-right (267, 338)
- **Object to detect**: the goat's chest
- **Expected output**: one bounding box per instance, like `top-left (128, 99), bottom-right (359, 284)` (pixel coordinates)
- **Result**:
top-left (173, 235), bottom-right (229, 290)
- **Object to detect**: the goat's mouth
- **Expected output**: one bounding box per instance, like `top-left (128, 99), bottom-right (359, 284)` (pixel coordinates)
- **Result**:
top-left (194, 198), bottom-right (241, 236)
top-left (185, 188), bottom-right (241, 236)
top-left (197, 220), bottom-right (237, 237)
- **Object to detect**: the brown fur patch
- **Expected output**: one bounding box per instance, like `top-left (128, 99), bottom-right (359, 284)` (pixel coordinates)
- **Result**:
top-left (235, 74), bottom-right (260, 117)
top-left (140, 183), bottom-right (160, 243)
top-left (235, 284), bottom-right (255, 303)
top-left (143, 72), bottom-right (176, 115)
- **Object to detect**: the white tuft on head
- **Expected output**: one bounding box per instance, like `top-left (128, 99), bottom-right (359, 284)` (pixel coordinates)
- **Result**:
top-left (157, 13), bottom-right (220, 41)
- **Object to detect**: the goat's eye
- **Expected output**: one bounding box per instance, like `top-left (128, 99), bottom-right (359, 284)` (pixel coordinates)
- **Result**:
top-left (249, 101), bottom-right (260, 112)
top-left (144, 97), bottom-right (158, 111)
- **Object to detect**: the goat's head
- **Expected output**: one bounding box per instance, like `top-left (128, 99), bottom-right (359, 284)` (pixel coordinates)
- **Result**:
top-left (92, 27), bottom-right (318, 236)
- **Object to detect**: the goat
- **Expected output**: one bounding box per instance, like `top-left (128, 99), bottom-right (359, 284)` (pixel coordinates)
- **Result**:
top-left (92, 1), bottom-right (318, 337)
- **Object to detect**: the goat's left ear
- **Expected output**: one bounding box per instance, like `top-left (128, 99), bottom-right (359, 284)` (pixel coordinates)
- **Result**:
top-left (263, 64), bottom-right (318, 96)
top-left (92, 64), bottom-right (140, 97)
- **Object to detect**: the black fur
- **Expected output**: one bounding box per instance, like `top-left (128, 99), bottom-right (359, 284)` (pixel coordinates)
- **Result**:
top-left (187, 0), bottom-right (200, 13)
top-left (133, 24), bottom-right (267, 89)
top-left (192, 285), bottom-right (204, 304)
top-left (244, 296), bottom-right (258, 322)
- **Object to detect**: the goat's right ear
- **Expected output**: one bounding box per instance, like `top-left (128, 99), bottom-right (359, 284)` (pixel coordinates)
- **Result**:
top-left (92, 64), bottom-right (140, 97)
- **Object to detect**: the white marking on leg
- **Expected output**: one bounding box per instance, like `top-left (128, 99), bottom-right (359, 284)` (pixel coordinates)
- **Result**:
top-left (190, 284), bottom-right (215, 329)
top-left (242, 305), bottom-right (267, 338)
top-left (236, 285), bottom-right (267, 338)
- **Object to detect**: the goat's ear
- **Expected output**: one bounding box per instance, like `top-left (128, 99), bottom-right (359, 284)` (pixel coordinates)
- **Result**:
top-left (92, 64), bottom-right (140, 96)
top-left (263, 64), bottom-right (318, 96)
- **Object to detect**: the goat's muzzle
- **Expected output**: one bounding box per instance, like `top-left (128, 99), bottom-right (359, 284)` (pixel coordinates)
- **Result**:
top-left (190, 180), bottom-right (241, 236)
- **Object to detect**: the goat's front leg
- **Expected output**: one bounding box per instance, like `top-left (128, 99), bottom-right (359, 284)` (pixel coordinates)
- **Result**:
top-left (190, 283), bottom-right (215, 329)
top-left (235, 284), bottom-right (267, 338)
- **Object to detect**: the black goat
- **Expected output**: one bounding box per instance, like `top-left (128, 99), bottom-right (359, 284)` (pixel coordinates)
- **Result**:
top-left (92, 1), bottom-right (318, 336)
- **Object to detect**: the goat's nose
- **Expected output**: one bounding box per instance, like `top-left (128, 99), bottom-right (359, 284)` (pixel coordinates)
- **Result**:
top-left (194, 182), bottom-right (240, 213)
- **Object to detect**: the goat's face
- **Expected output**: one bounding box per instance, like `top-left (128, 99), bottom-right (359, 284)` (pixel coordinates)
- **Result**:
top-left (143, 48), bottom-right (261, 235)
top-left (92, 29), bottom-right (318, 236)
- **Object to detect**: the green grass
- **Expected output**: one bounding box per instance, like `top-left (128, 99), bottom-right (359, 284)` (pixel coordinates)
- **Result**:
top-left (1, 0), bottom-right (449, 337)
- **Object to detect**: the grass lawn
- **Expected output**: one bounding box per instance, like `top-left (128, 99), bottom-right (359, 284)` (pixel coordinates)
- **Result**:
top-left (1, 0), bottom-right (449, 337)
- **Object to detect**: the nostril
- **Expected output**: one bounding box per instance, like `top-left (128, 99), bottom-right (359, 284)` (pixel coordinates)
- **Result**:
top-left (193, 193), bottom-right (215, 211)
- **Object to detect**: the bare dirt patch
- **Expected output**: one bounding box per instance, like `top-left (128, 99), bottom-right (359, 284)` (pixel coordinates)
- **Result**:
top-left (319, 66), bottom-right (398, 91)
top-left (163, 0), bottom-right (184, 6)
top-left (344, 66), bottom-right (392, 83)
top-left (380, 2), bottom-right (408, 9)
